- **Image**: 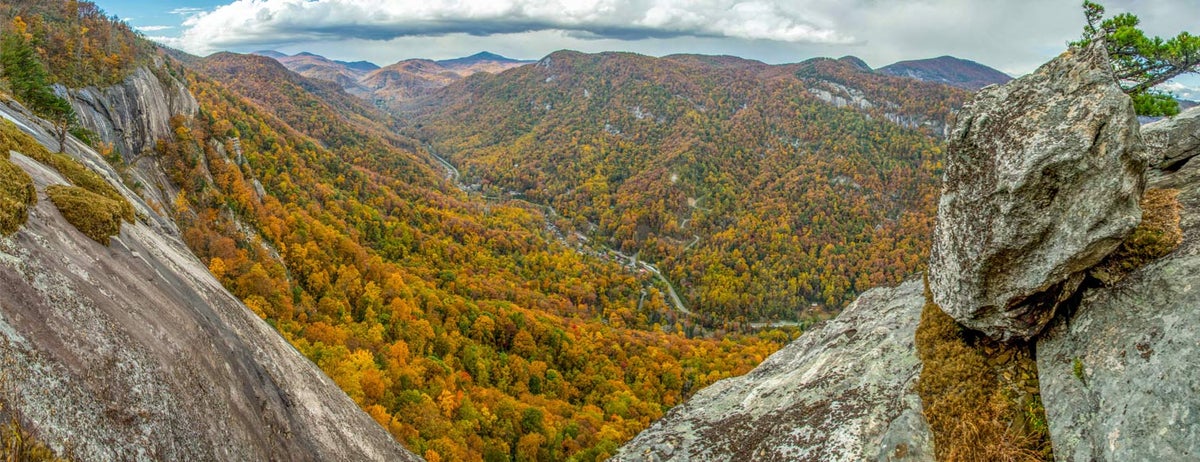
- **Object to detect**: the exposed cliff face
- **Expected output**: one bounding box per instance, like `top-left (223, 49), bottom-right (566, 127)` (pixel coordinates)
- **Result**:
top-left (68, 63), bottom-right (198, 159)
top-left (0, 86), bottom-right (418, 460)
top-left (615, 280), bottom-right (932, 462)
top-left (65, 63), bottom-right (199, 215)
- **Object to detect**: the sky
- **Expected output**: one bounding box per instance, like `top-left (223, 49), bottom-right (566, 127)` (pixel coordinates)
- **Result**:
top-left (98, 0), bottom-right (1200, 98)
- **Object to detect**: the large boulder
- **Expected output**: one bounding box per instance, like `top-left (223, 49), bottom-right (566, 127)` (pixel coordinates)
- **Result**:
top-left (614, 280), bottom-right (932, 462)
top-left (928, 41), bottom-right (1148, 341)
top-left (1036, 162), bottom-right (1200, 461)
top-left (1142, 105), bottom-right (1200, 169)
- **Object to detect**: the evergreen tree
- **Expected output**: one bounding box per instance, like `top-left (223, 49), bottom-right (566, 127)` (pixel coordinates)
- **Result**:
top-left (1, 17), bottom-right (77, 151)
top-left (1074, 1), bottom-right (1200, 116)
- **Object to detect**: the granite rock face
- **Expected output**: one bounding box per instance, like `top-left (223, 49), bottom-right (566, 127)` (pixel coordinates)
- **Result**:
top-left (928, 41), bottom-right (1148, 341)
top-left (0, 90), bottom-right (418, 460)
top-left (1036, 159), bottom-right (1200, 462)
top-left (67, 64), bottom-right (198, 160)
top-left (614, 280), bottom-right (932, 462)
top-left (1142, 105), bottom-right (1200, 169)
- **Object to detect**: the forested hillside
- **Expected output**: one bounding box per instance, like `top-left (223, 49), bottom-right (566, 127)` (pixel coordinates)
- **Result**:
top-left (410, 51), bottom-right (969, 324)
top-left (0, 2), bottom-right (790, 460)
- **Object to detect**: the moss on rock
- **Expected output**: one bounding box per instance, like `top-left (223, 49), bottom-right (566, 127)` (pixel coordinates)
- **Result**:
top-left (46, 185), bottom-right (124, 245)
top-left (0, 119), bottom-right (133, 222)
top-left (0, 156), bottom-right (36, 235)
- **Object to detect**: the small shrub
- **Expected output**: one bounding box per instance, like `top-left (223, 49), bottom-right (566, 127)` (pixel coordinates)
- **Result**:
top-left (916, 276), bottom-right (1052, 461)
top-left (1091, 188), bottom-right (1183, 284)
top-left (46, 185), bottom-right (124, 245)
top-left (0, 156), bottom-right (35, 235)
top-left (1073, 357), bottom-right (1086, 383)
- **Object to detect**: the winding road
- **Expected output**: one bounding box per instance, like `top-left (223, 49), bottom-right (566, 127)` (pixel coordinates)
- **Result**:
top-left (424, 145), bottom-right (695, 318)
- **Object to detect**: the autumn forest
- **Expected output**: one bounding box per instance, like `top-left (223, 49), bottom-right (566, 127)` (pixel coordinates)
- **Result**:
top-left (0, 1), bottom-right (965, 460)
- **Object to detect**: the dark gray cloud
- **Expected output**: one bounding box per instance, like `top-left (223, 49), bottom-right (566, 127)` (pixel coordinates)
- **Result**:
top-left (168, 0), bottom-right (852, 55)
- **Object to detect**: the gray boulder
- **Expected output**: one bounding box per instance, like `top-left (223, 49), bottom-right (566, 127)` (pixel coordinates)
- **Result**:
top-left (928, 41), bottom-right (1147, 341)
top-left (614, 280), bottom-right (932, 462)
top-left (1036, 161), bottom-right (1200, 461)
top-left (1142, 105), bottom-right (1200, 169)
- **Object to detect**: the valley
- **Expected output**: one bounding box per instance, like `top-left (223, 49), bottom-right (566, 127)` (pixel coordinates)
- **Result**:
top-left (9, 1), bottom-right (1196, 461)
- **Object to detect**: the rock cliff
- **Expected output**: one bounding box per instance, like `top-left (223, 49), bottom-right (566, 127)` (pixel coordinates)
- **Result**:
top-left (65, 63), bottom-right (199, 219)
top-left (67, 63), bottom-right (198, 159)
top-left (615, 280), bottom-right (931, 461)
top-left (0, 78), bottom-right (418, 460)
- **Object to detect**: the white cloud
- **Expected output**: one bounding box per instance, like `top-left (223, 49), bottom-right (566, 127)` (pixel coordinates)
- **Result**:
top-left (169, 0), bottom-right (853, 56)
top-left (1160, 81), bottom-right (1200, 101)
top-left (170, 7), bottom-right (208, 15)
top-left (135, 25), bottom-right (174, 32)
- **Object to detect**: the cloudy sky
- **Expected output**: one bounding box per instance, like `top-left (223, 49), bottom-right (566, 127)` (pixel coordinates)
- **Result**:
top-left (102, 0), bottom-right (1199, 97)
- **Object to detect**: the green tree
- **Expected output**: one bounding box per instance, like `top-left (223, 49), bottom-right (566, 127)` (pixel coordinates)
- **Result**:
top-left (1073, 1), bottom-right (1200, 116)
top-left (1, 17), bottom-right (77, 151)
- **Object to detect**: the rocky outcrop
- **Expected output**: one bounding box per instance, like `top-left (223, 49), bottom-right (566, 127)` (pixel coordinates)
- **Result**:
top-left (0, 98), bottom-right (418, 460)
top-left (1035, 123), bottom-right (1200, 462)
top-left (64, 63), bottom-right (199, 216)
top-left (615, 280), bottom-right (932, 462)
top-left (67, 63), bottom-right (198, 159)
top-left (928, 41), bottom-right (1148, 341)
top-left (1142, 105), bottom-right (1200, 169)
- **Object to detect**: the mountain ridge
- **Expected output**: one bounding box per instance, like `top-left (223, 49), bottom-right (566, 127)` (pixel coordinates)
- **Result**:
top-left (877, 55), bottom-right (1013, 90)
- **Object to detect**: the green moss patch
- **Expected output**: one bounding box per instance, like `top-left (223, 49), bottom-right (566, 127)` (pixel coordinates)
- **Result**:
top-left (0, 117), bottom-right (52, 160)
top-left (46, 185), bottom-right (125, 245)
top-left (0, 156), bottom-right (35, 235)
top-left (0, 119), bottom-right (133, 223)
top-left (1091, 188), bottom-right (1183, 285)
top-left (916, 276), bottom-right (1052, 461)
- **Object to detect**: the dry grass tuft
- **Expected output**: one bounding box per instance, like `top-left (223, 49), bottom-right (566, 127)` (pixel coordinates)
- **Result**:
top-left (1091, 188), bottom-right (1183, 285)
top-left (0, 118), bottom-right (52, 161)
top-left (46, 185), bottom-right (125, 245)
top-left (916, 276), bottom-right (1052, 461)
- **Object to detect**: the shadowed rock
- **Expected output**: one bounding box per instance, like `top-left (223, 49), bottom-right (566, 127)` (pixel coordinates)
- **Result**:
top-left (928, 41), bottom-right (1148, 341)
top-left (614, 280), bottom-right (931, 462)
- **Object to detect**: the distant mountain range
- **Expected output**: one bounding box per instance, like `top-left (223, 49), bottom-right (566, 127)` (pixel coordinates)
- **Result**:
top-left (876, 55), bottom-right (1012, 90)
top-left (255, 50), bottom-right (533, 110)
top-left (259, 49), bottom-right (1014, 111)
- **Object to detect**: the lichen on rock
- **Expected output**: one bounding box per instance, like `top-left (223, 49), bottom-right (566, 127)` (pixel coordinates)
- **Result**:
top-left (928, 41), bottom-right (1148, 341)
top-left (614, 280), bottom-right (932, 462)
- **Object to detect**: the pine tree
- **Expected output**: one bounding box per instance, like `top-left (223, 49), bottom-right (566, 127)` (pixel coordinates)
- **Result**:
top-left (1073, 1), bottom-right (1200, 116)
top-left (1, 17), bottom-right (77, 151)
